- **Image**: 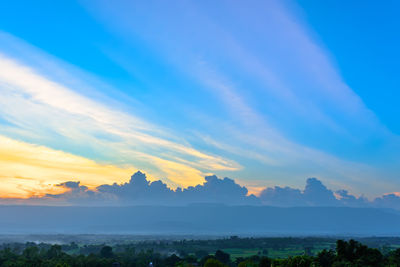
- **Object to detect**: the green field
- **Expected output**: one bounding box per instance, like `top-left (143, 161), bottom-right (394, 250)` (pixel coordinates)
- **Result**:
top-left (223, 244), bottom-right (335, 260)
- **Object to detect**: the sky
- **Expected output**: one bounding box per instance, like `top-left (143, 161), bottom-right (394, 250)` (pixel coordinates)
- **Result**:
top-left (0, 0), bottom-right (399, 201)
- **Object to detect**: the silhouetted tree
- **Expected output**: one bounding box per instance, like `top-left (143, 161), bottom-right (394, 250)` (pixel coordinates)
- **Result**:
top-left (259, 256), bottom-right (271, 267)
top-left (100, 245), bottom-right (113, 258)
top-left (215, 250), bottom-right (230, 264)
top-left (316, 249), bottom-right (335, 267)
top-left (195, 250), bottom-right (209, 259)
top-left (387, 248), bottom-right (400, 266)
top-left (165, 254), bottom-right (181, 266)
top-left (47, 244), bottom-right (63, 259)
top-left (204, 258), bottom-right (226, 267)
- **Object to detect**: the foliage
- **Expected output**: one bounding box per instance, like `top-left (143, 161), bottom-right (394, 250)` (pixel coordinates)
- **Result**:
top-left (0, 238), bottom-right (399, 266)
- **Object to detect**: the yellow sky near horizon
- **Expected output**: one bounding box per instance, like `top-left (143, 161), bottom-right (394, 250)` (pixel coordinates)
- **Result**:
top-left (0, 134), bottom-right (263, 199)
top-left (0, 135), bottom-right (136, 198)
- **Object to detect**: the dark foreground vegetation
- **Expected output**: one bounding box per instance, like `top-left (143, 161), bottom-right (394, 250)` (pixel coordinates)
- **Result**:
top-left (1, 237), bottom-right (400, 266)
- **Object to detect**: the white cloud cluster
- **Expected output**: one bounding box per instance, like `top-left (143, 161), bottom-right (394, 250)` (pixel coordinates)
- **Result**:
top-left (8, 171), bottom-right (398, 210)
top-left (259, 177), bottom-right (368, 207)
top-left (42, 171), bottom-right (258, 206)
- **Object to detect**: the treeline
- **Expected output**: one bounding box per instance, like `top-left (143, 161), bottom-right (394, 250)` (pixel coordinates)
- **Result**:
top-left (0, 239), bottom-right (400, 266)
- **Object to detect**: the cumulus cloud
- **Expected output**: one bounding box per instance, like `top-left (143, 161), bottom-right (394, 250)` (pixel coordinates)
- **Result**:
top-left (259, 177), bottom-right (385, 208)
top-left (259, 178), bottom-right (340, 207)
top-left (303, 178), bottom-right (338, 206)
top-left (177, 175), bottom-right (259, 205)
top-left (44, 180), bottom-right (116, 205)
top-left (56, 181), bottom-right (83, 189)
top-left (96, 171), bottom-right (175, 204)
top-left (41, 171), bottom-right (258, 206)
top-left (3, 171), bottom-right (400, 210)
top-left (259, 186), bottom-right (305, 207)
top-left (335, 190), bottom-right (369, 207)
top-left (373, 193), bottom-right (400, 209)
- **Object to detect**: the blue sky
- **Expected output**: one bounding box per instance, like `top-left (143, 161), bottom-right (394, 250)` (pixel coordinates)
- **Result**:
top-left (0, 0), bottom-right (399, 199)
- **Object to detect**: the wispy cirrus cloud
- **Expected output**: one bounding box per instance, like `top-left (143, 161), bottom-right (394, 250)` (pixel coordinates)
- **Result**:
top-left (1, 0), bottom-right (399, 200)
top-left (0, 33), bottom-right (241, 196)
top-left (80, 0), bottom-right (400, 196)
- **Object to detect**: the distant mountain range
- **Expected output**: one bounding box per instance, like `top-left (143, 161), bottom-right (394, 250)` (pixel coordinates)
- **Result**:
top-left (1, 205), bottom-right (399, 236)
